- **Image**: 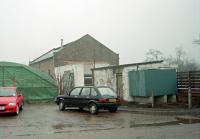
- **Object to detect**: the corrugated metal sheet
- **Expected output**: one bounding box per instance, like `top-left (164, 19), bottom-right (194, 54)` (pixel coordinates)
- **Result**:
top-left (129, 69), bottom-right (177, 97)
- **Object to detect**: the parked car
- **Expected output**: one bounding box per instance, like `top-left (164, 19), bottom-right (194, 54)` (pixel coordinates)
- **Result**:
top-left (0, 87), bottom-right (24, 115)
top-left (55, 86), bottom-right (120, 114)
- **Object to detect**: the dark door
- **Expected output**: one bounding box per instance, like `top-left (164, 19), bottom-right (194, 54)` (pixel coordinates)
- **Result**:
top-left (116, 73), bottom-right (123, 99)
top-left (68, 87), bottom-right (82, 106)
top-left (78, 87), bottom-right (91, 107)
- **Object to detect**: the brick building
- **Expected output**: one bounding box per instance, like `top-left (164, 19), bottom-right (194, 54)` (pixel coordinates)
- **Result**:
top-left (29, 34), bottom-right (119, 91)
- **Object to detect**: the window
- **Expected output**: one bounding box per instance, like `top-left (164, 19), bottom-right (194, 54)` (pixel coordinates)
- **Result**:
top-left (98, 87), bottom-right (117, 97)
top-left (84, 74), bottom-right (93, 86)
top-left (70, 88), bottom-right (81, 96)
top-left (91, 88), bottom-right (98, 97)
top-left (0, 88), bottom-right (16, 97)
top-left (80, 88), bottom-right (90, 96)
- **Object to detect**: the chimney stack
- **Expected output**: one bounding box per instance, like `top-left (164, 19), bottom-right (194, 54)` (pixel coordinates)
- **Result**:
top-left (61, 39), bottom-right (64, 47)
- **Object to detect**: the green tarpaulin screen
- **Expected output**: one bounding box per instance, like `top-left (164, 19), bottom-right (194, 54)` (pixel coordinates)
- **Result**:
top-left (0, 62), bottom-right (58, 102)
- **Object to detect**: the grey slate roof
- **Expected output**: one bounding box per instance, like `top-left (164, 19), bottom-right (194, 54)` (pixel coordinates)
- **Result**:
top-left (29, 47), bottom-right (61, 64)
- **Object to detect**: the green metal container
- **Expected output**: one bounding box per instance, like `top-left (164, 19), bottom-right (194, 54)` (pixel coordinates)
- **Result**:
top-left (129, 69), bottom-right (177, 97)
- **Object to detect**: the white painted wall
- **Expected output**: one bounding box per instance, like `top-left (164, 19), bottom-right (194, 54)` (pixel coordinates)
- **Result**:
top-left (94, 69), bottom-right (116, 90)
top-left (55, 62), bottom-right (109, 87)
top-left (122, 66), bottom-right (137, 101)
top-left (54, 64), bottom-right (84, 86)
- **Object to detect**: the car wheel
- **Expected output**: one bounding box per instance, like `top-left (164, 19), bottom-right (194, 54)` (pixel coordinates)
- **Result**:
top-left (15, 105), bottom-right (19, 115)
top-left (20, 102), bottom-right (24, 110)
top-left (78, 107), bottom-right (84, 111)
top-left (59, 100), bottom-right (65, 111)
top-left (88, 103), bottom-right (98, 114)
top-left (109, 107), bottom-right (118, 112)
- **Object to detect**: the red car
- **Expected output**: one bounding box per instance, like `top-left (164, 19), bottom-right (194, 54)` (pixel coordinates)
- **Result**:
top-left (0, 87), bottom-right (24, 115)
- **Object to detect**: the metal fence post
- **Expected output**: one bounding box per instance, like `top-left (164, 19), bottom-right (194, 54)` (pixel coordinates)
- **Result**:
top-left (188, 87), bottom-right (192, 109)
top-left (188, 71), bottom-right (192, 109)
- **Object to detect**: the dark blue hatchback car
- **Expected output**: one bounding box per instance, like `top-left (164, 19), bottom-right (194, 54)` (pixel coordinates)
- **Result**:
top-left (55, 86), bottom-right (120, 114)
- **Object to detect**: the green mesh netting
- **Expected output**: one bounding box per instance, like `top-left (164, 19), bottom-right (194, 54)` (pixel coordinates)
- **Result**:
top-left (0, 61), bottom-right (58, 102)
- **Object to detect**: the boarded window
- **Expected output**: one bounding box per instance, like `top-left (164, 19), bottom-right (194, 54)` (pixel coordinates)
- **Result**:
top-left (84, 74), bottom-right (93, 86)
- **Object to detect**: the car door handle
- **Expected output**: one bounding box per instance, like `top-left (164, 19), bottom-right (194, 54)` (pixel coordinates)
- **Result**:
top-left (74, 96), bottom-right (78, 98)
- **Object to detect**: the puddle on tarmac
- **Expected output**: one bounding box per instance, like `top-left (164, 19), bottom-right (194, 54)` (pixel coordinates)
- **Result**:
top-left (52, 113), bottom-right (200, 130)
top-left (129, 117), bottom-right (200, 128)
top-left (129, 121), bottom-right (178, 128)
top-left (52, 123), bottom-right (73, 130)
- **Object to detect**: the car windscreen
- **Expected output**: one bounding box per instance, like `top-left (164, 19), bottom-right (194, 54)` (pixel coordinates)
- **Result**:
top-left (0, 88), bottom-right (16, 97)
top-left (98, 88), bottom-right (117, 98)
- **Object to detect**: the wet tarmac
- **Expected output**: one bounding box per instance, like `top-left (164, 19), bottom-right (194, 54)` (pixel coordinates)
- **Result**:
top-left (0, 104), bottom-right (200, 138)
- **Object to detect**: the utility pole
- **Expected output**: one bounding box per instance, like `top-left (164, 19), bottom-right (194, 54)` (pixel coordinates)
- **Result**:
top-left (92, 47), bottom-right (96, 86)
top-left (193, 34), bottom-right (200, 45)
top-left (93, 47), bottom-right (96, 69)
top-left (2, 67), bottom-right (4, 87)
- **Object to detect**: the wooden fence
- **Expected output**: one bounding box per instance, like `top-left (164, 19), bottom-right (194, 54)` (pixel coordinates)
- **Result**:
top-left (177, 71), bottom-right (200, 104)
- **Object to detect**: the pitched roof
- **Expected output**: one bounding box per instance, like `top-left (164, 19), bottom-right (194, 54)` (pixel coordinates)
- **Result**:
top-left (29, 47), bottom-right (61, 64)
top-left (92, 60), bottom-right (164, 70)
top-left (29, 34), bottom-right (116, 64)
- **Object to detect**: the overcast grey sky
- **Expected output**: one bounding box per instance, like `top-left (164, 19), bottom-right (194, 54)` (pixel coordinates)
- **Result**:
top-left (0, 0), bottom-right (199, 65)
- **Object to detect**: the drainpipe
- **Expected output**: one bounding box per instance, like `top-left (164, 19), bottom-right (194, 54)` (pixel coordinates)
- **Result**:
top-left (2, 67), bottom-right (4, 87)
top-left (92, 69), bottom-right (95, 86)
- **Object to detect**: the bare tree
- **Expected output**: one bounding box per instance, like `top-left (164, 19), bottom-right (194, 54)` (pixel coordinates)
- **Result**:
top-left (165, 46), bottom-right (199, 71)
top-left (183, 59), bottom-right (199, 71)
top-left (175, 46), bottom-right (186, 71)
top-left (145, 47), bottom-right (199, 71)
top-left (145, 49), bottom-right (164, 61)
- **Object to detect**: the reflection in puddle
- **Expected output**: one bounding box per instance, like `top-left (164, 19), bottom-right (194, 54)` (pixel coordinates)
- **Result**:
top-left (129, 117), bottom-right (200, 128)
top-left (52, 123), bottom-right (73, 130)
top-left (176, 117), bottom-right (200, 124)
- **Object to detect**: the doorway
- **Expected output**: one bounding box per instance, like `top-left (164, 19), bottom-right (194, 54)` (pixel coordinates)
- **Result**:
top-left (116, 73), bottom-right (123, 99)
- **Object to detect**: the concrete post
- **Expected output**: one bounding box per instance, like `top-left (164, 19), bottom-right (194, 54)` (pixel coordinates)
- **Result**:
top-left (168, 95), bottom-right (177, 103)
top-left (151, 92), bottom-right (154, 108)
top-left (188, 87), bottom-right (192, 109)
top-left (164, 95), bottom-right (168, 104)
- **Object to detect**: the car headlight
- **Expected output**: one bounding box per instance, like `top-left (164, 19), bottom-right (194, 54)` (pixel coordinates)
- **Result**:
top-left (8, 102), bottom-right (17, 106)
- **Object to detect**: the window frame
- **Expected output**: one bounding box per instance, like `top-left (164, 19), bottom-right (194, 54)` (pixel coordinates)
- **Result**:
top-left (80, 87), bottom-right (91, 97)
top-left (70, 87), bottom-right (82, 96)
top-left (90, 88), bottom-right (98, 97)
top-left (84, 74), bottom-right (93, 86)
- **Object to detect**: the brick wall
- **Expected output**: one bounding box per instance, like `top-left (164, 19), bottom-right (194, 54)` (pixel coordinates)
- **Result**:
top-left (54, 40), bottom-right (119, 67)
top-left (29, 58), bottom-right (55, 77)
